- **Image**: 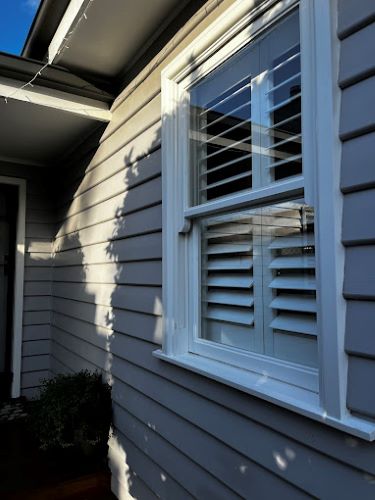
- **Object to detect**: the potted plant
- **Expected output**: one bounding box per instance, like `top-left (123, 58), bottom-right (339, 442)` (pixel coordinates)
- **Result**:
top-left (31, 370), bottom-right (112, 463)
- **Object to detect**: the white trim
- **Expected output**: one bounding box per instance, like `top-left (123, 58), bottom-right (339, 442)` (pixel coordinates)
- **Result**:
top-left (154, 350), bottom-right (375, 441)
top-left (0, 176), bottom-right (26, 399)
top-left (0, 76), bottom-right (111, 122)
top-left (184, 177), bottom-right (304, 219)
top-left (161, 75), bottom-right (189, 356)
top-left (177, 1), bottom-right (298, 91)
top-left (307, 0), bottom-right (347, 420)
top-left (190, 337), bottom-right (318, 391)
top-left (299, 0), bottom-right (316, 206)
top-left (162, 0), bottom-right (298, 84)
top-left (48, 0), bottom-right (89, 64)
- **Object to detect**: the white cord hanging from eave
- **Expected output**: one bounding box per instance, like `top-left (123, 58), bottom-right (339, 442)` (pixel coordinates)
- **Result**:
top-left (3, 61), bottom-right (50, 103)
top-left (1, 0), bottom-right (95, 106)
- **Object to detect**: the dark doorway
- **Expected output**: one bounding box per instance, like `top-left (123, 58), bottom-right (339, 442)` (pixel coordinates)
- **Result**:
top-left (0, 184), bottom-right (18, 399)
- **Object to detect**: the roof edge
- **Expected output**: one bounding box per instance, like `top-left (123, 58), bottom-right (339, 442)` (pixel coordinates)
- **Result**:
top-left (0, 51), bottom-right (113, 103)
top-left (22, 0), bottom-right (70, 60)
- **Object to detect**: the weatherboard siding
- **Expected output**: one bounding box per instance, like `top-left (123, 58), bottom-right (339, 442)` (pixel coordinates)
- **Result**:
top-left (46, 0), bottom-right (375, 498)
top-left (0, 162), bottom-right (54, 398)
top-left (339, 0), bottom-right (375, 420)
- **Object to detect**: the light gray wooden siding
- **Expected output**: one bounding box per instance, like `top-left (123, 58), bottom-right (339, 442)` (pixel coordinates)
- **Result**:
top-left (0, 162), bottom-right (54, 398)
top-left (339, 0), bottom-right (375, 419)
top-left (48, 1), bottom-right (375, 498)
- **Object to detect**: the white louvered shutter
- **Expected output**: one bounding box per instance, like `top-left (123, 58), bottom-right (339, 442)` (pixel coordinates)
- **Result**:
top-left (200, 202), bottom-right (317, 367)
top-left (201, 213), bottom-right (263, 352)
top-left (263, 42), bottom-right (302, 183)
top-left (254, 10), bottom-right (302, 189)
top-left (189, 44), bottom-right (258, 204)
top-left (265, 203), bottom-right (317, 367)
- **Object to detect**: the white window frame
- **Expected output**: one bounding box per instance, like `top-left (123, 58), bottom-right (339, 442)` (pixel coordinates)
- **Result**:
top-left (154, 0), bottom-right (375, 440)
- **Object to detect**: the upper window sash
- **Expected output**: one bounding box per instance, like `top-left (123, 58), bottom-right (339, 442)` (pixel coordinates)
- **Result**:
top-left (171, 5), bottom-right (313, 231)
top-left (187, 10), bottom-right (302, 208)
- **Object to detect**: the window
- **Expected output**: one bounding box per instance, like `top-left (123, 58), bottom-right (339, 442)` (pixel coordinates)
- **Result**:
top-left (187, 10), bottom-right (318, 390)
top-left (156, 0), bottom-right (375, 440)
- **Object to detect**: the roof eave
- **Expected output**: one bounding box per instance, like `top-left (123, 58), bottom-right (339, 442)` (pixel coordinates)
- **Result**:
top-left (21, 0), bottom-right (70, 60)
top-left (0, 51), bottom-right (113, 103)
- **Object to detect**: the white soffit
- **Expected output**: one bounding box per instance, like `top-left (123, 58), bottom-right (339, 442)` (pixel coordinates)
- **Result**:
top-left (48, 0), bottom-right (183, 78)
top-left (0, 98), bottom-right (101, 166)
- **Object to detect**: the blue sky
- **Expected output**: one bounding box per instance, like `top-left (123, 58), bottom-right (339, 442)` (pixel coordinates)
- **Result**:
top-left (0, 0), bottom-right (41, 56)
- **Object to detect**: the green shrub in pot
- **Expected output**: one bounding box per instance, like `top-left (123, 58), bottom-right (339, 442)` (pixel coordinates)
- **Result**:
top-left (31, 370), bottom-right (112, 456)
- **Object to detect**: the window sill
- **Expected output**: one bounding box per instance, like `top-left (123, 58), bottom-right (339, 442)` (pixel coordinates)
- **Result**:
top-left (153, 349), bottom-right (375, 441)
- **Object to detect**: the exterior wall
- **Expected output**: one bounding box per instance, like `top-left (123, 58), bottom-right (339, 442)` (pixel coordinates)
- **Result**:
top-left (48, 0), bottom-right (375, 499)
top-left (339, 0), bottom-right (375, 419)
top-left (0, 162), bottom-right (54, 398)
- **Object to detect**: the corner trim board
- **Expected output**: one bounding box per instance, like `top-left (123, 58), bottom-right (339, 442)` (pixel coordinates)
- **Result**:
top-left (0, 176), bottom-right (26, 399)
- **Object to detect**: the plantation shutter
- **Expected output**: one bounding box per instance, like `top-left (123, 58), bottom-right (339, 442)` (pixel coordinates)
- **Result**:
top-left (264, 40), bottom-right (302, 183)
top-left (189, 44), bottom-right (258, 204)
top-left (201, 213), bottom-right (262, 352)
top-left (265, 203), bottom-right (318, 367)
top-left (200, 201), bottom-right (317, 367)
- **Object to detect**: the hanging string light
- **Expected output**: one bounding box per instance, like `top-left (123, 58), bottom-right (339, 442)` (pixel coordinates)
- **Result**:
top-left (1, 0), bottom-right (95, 105)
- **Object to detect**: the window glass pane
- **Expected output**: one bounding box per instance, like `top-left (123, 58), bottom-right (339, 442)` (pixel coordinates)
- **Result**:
top-left (263, 43), bottom-right (302, 182)
top-left (200, 211), bottom-right (260, 352)
top-left (200, 200), bottom-right (317, 368)
top-left (189, 44), bottom-right (256, 205)
top-left (189, 10), bottom-right (301, 205)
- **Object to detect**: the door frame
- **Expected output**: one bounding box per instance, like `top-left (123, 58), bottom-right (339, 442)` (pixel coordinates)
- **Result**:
top-left (0, 176), bottom-right (26, 398)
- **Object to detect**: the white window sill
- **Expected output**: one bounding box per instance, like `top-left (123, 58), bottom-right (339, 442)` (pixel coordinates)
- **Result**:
top-left (153, 349), bottom-right (375, 441)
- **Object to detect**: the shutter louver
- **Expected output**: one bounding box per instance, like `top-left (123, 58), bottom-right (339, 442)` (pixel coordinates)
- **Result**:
top-left (189, 44), bottom-right (259, 205)
top-left (266, 44), bottom-right (302, 182)
top-left (200, 202), bottom-right (317, 366)
top-left (201, 214), bottom-right (257, 351)
top-left (197, 77), bottom-right (252, 202)
top-left (267, 204), bottom-right (318, 367)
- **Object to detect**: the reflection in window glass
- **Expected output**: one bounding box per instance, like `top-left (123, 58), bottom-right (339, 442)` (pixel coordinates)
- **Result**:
top-left (266, 44), bottom-right (302, 181)
top-left (200, 200), bottom-right (317, 368)
top-left (189, 45), bottom-right (254, 204)
top-left (189, 11), bottom-right (301, 205)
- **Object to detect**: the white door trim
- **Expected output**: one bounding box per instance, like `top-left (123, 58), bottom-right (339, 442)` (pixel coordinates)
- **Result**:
top-left (0, 176), bottom-right (26, 398)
